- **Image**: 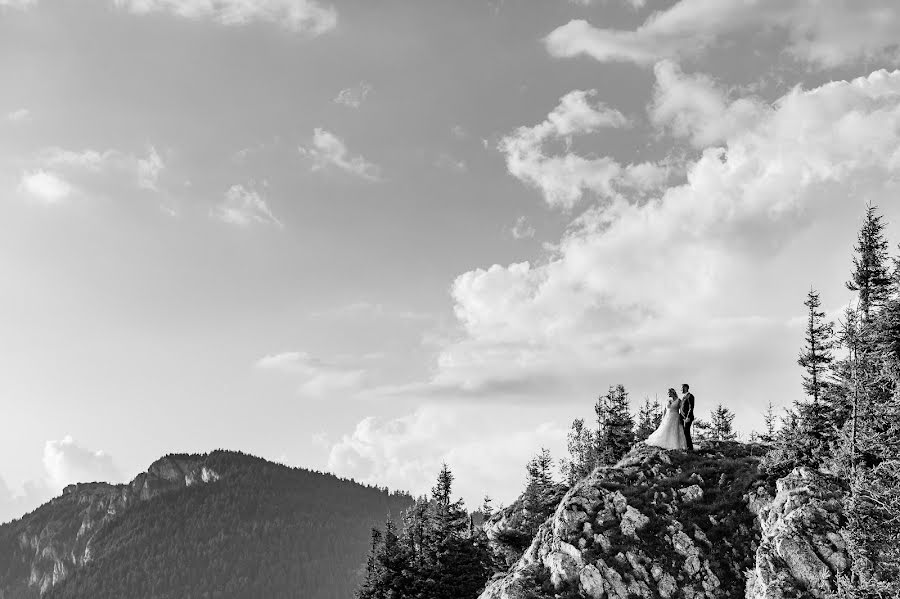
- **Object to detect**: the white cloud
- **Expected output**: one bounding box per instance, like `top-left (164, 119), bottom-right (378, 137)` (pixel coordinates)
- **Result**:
top-left (0, 477), bottom-right (50, 525)
top-left (32, 145), bottom-right (167, 193)
top-left (434, 153), bottom-right (467, 173)
top-left (112, 0), bottom-right (337, 35)
top-left (650, 60), bottom-right (768, 148)
top-left (568, 0), bottom-right (646, 8)
top-left (397, 69), bottom-right (900, 436)
top-left (43, 436), bottom-right (122, 489)
top-left (137, 146), bottom-right (164, 191)
top-left (256, 351), bottom-right (365, 397)
top-left (510, 216), bottom-right (536, 239)
top-left (6, 108), bottom-right (30, 122)
top-left (499, 89), bottom-right (668, 209)
top-left (18, 170), bottom-right (72, 203)
top-left (299, 128), bottom-right (381, 181)
top-left (327, 405), bottom-right (566, 505)
top-left (334, 81), bottom-right (372, 108)
top-left (212, 184), bottom-right (282, 227)
top-left (545, 1), bottom-right (900, 69)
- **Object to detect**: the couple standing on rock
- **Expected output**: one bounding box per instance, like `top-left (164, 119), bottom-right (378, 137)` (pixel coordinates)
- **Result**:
top-left (645, 383), bottom-right (695, 451)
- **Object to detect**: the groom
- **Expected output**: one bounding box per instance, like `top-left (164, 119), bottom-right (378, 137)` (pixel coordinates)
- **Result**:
top-left (679, 383), bottom-right (695, 451)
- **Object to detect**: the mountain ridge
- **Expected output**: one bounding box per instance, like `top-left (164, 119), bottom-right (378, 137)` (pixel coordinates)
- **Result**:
top-left (0, 449), bottom-right (413, 599)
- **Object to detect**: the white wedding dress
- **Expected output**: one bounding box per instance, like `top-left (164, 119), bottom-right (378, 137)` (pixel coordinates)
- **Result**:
top-left (645, 397), bottom-right (688, 450)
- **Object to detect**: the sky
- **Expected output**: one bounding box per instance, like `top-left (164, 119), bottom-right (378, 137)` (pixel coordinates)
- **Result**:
top-left (3, 0), bottom-right (900, 522)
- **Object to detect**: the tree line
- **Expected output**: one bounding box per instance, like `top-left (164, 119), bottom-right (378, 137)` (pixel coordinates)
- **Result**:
top-left (773, 205), bottom-right (899, 598)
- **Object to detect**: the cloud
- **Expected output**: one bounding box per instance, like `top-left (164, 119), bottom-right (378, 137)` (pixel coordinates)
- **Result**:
top-left (137, 146), bottom-right (164, 191)
top-left (451, 125), bottom-right (468, 139)
top-left (43, 436), bottom-right (123, 489)
top-left (28, 145), bottom-right (167, 195)
top-left (311, 301), bottom-right (432, 322)
top-left (0, 0), bottom-right (36, 9)
top-left (545, 1), bottom-right (900, 69)
top-left (334, 81), bottom-right (372, 108)
top-left (112, 0), bottom-right (337, 35)
top-left (568, 0), bottom-right (646, 7)
top-left (18, 170), bottom-right (72, 203)
top-left (499, 89), bottom-right (667, 209)
top-left (650, 60), bottom-right (768, 147)
top-left (0, 477), bottom-right (50, 525)
top-left (6, 108), bottom-right (30, 122)
top-left (510, 216), bottom-right (536, 239)
top-left (434, 153), bottom-right (467, 173)
top-left (393, 69), bottom-right (900, 435)
top-left (327, 405), bottom-right (567, 505)
top-left (255, 351), bottom-right (365, 397)
top-left (212, 184), bottom-right (282, 227)
top-left (299, 128), bottom-right (381, 181)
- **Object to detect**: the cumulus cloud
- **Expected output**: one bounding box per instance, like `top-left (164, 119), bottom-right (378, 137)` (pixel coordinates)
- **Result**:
top-left (397, 69), bottom-right (900, 434)
top-left (212, 184), bottom-right (282, 227)
top-left (112, 0), bottom-right (337, 35)
top-left (545, 1), bottom-right (900, 69)
top-left (299, 128), bottom-right (381, 181)
top-left (327, 405), bottom-right (566, 505)
top-left (334, 81), bottom-right (372, 108)
top-left (499, 89), bottom-right (667, 209)
top-left (18, 170), bottom-right (72, 203)
top-left (650, 60), bottom-right (768, 147)
top-left (256, 351), bottom-right (365, 397)
top-left (43, 436), bottom-right (122, 489)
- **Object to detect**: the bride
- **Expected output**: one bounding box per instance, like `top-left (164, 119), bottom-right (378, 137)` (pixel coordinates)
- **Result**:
top-left (645, 388), bottom-right (688, 450)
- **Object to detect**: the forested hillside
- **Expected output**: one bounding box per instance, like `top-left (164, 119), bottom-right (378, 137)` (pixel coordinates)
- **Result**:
top-left (0, 450), bottom-right (413, 599)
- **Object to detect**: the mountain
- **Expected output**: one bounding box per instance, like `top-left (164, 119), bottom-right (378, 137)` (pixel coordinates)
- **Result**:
top-left (0, 450), bottom-right (413, 599)
top-left (478, 441), bottom-right (849, 599)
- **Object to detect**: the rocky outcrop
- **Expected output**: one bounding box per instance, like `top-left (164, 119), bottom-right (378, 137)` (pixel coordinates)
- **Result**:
top-left (479, 442), bottom-right (771, 599)
top-left (484, 483), bottom-right (568, 568)
top-left (11, 455), bottom-right (219, 596)
top-left (745, 467), bottom-right (849, 599)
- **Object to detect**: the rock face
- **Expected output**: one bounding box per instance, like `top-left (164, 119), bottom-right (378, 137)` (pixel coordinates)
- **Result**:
top-left (10, 455), bottom-right (219, 596)
top-left (480, 442), bottom-right (771, 599)
top-left (745, 467), bottom-right (849, 599)
top-left (484, 483), bottom-right (568, 568)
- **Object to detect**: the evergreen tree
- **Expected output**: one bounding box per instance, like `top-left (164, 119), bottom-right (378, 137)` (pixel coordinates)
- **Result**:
top-left (634, 397), bottom-right (663, 442)
top-left (596, 384), bottom-right (636, 465)
top-left (480, 496), bottom-right (493, 521)
top-left (794, 289), bottom-right (837, 462)
top-left (762, 401), bottom-right (777, 443)
top-left (560, 418), bottom-right (597, 485)
top-left (357, 465), bottom-right (491, 599)
top-left (798, 289), bottom-right (835, 403)
top-left (709, 404), bottom-right (736, 441)
top-left (846, 204), bottom-right (891, 320)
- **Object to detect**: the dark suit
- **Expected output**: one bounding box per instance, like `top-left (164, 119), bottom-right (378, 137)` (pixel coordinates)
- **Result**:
top-left (680, 392), bottom-right (695, 450)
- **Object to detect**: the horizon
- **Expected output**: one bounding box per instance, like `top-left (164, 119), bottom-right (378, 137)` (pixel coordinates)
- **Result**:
top-left (5, 0), bottom-right (900, 524)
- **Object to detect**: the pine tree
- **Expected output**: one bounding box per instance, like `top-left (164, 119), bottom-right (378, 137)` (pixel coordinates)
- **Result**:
top-left (709, 404), bottom-right (736, 441)
top-left (480, 495), bottom-right (493, 521)
top-left (846, 204), bottom-right (891, 320)
top-left (798, 289), bottom-right (835, 403)
top-left (762, 401), bottom-right (777, 443)
top-left (793, 288), bottom-right (837, 462)
top-left (596, 384), bottom-right (636, 465)
top-left (560, 418), bottom-right (597, 485)
top-left (635, 397), bottom-right (663, 442)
